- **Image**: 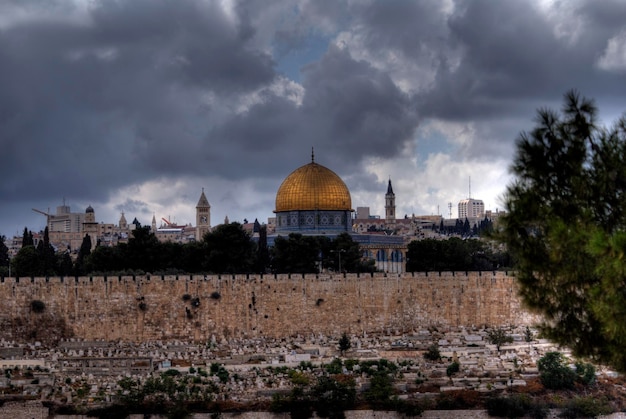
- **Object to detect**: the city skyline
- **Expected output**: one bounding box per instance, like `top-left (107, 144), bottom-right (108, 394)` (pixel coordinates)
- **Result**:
top-left (2, 0), bottom-right (626, 237)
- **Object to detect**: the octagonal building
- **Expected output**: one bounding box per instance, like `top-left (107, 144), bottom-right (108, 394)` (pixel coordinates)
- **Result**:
top-left (274, 152), bottom-right (353, 234)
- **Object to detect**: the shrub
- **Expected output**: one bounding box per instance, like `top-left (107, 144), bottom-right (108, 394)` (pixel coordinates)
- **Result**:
top-left (487, 327), bottom-right (514, 351)
top-left (575, 361), bottom-right (596, 385)
top-left (485, 394), bottom-right (547, 419)
top-left (561, 396), bottom-right (613, 418)
top-left (344, 359), bottom-right (359, 371)
top-left (162, 369), bottom-right (181, 377)
top-left (537, 352), bottom-right (575, 390)
top-left (338, 332), bottom-right (351, 355)
top-left (446, 361), bottom-right (460, 377)
top-left (325, 358), bottom-right (343, 375)
top-left (436, 390), bottom-right (481, 410)
top-left (30, 300), bottom-right (45, 313)
top-left (424, 344), bottom-right (441, 361)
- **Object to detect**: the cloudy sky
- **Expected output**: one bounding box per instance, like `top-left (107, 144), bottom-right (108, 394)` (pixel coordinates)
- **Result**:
top-left (2, 0), bottom-right (626, 238)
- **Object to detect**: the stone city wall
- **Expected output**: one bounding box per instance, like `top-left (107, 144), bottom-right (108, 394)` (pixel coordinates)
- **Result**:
top-left (0, 272), bottom-right (538, 343)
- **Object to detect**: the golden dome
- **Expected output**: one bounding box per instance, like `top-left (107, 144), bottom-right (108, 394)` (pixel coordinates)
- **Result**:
top-left (275, 161), bottom-right (352, 212)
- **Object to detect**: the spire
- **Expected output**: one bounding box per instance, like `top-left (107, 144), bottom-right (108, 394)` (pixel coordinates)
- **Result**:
top-left (387, 178), bottom-right (394, 195)
top-left (196, 188), bottom-right (210, 208)
top-left (311, 147), bottom-right (315, 163)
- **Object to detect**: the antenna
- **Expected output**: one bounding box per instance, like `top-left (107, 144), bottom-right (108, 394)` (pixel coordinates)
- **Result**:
top-left (468, 176), bottom-right (471, 199)
top-left (448, 202), bottom-right (452, 219)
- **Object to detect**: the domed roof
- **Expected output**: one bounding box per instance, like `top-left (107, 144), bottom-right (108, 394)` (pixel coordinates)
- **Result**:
top-left (85, 205), bottom-right (94, 213)
top-left (275, 159), bottom-right (352, 212)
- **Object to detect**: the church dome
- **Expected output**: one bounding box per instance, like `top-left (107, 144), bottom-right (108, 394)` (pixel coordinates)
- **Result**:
top-left (275, 160), bottom-right (352, 212)
top-left (85, 205), bottom-right (94, 213)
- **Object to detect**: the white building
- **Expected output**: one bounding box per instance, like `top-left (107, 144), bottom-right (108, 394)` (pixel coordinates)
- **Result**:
top-left (458, 198), bottom-right (485, 219)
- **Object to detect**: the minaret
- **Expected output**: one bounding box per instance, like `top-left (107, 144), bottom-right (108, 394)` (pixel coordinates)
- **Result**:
top-left (385, 178), bottom-right (396, 223)
top-left (196, 188), bottom-right (211, 241)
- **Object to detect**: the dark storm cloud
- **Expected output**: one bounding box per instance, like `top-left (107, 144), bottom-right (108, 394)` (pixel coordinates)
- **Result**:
top-left (3, 0), bottom-right (626, 236)
top-left (300, 46), bottom-right (419, 165)
top-left (0, 0), bottom-right (276, 204)
top-left (208, 44), bottom-right (420, 179)
top-left (418, 0), bottom-right (626, 120)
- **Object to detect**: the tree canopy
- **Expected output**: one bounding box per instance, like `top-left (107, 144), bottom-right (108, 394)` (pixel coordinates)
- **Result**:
top-left (500, 90), bottom-right (626, 372)
top-left (406, 238), bottom-right (510, 272)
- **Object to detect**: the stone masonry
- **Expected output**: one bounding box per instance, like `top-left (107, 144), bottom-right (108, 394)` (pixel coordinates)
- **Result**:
top-left (0, 271), bottom-right (537, 343)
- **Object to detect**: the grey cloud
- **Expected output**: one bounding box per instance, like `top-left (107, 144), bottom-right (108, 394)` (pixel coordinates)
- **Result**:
top-left (301, 46), bottom-right (419, 165)
top-left (0, 0), bottom-right (277, 206)
top-left (2, 0), bottom-right (626, 237)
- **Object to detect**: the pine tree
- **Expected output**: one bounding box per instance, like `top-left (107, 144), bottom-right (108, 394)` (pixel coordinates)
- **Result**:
top-left (0, 235), bottom-right (9, 276)
top-left (500, 90), bottom-right (626, 372)
top-left (21, 227), bottom-right (34, 247)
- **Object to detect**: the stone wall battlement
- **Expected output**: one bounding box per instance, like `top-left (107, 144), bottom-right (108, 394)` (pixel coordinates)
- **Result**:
top-left (0, 272), bottom-right (535, 343)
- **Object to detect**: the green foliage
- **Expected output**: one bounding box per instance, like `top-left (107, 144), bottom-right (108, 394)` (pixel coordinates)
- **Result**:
top-left (366, 371), bottom-right (395, 403)
top-left (487, 328), bottom-right (514, 351)
top-left (271, 233), bottom-right (325, 273)
top-left (203, 222), bottom-right (257, 273)
top-left (311, 375), bottom-right (356, 415)
top-left (524, 326), bottom-right (533, 343)
top-left (209, 363), bottom-right (229, 383)
top-left (537, 352), bottom-right (575, 390)
top-left (22, 227), bottom-right (34, 247)
top-left (338, 332), bottom-right (351, 355)
top-left (12, 245), bottom-right (40, 277)
top-left (424, 344), bottom-right (441, 361)
top-left (499, 90), bottom-right (626, 372)
top-left (271, 232), bottom-right (372, 274)
top-left (344, 359), bottom-right (359, 371)
top-left (288, 370), bottom-right (310, 386)
top-left (485, 394), bottom-right (547, 419)
top-left (446, 361), bottom-right (460, 377)
top-left (162, 369), bottom-right (181, 377)
top-left (298, 361), bottom-right (313, 371)
top-left (561, 396), bottom-right (613, 419)
top-left (574, 361), bottom-right (596, 385)
top-left (0, 235), bottom-right (9, 276)
top-left (325, 358), bottom-right (343, 375)
top-left (74, 233), bottom-right (93, 275)
top-left (406, 238), bottom-right (508, 272)
top-left (359, 359), bottom-right (398, 377)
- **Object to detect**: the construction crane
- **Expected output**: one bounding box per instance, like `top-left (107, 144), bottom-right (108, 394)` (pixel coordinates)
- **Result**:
top-left (32, 208), bottom-right (50, 217)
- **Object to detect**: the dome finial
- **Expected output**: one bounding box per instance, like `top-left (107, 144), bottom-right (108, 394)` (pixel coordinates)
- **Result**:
top-left (311, 147), bottom-right (315, 163)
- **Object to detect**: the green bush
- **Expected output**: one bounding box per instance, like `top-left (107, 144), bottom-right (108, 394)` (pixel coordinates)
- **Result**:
top-left (485, 394), bottom-right (547, 419)
top-left (537, 352), bottom-right (575, 390)
top-left (561, 396), bottom-right (613, 418)
top-left (574, 361), bottom-right (596, 385)
top-left (325, 358), bottom-right (343, 374)
top-left (424, 344), bottom-right (441, 361)
top-left (446, 361), bottom-right (460, 377)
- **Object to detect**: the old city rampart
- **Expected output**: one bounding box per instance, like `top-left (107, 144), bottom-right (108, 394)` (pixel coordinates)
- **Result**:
top-left (0, 271), bottom-right (537, 343)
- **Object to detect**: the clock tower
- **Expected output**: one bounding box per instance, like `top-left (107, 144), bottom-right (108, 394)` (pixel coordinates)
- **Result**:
top-left (196, 188), bottom-right (211, 241)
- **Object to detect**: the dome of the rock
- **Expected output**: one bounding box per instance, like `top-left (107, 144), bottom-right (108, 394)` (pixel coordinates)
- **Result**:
top-left (275, 162), bottom-right (352, 212)
top-left (274, 154), bottom-right (353, 234)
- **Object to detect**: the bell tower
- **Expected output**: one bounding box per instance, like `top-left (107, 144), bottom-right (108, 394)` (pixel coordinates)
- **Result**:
top-left (196, 188), bottom-right (211, 241)
top-left (385, 178), bottom-right (396, 223)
